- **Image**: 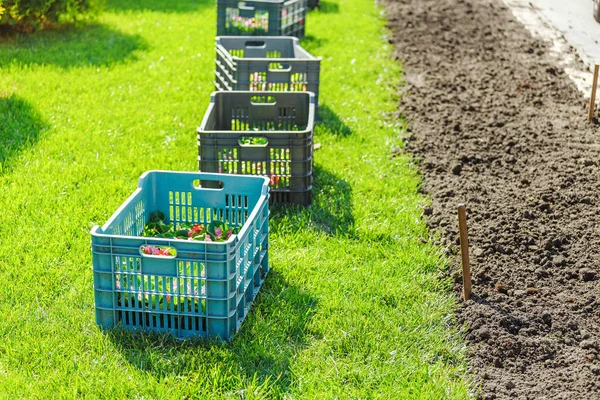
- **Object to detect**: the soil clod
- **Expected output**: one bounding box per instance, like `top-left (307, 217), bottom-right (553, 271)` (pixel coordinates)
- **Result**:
top-left (580, 268), bottom-right (597, 282)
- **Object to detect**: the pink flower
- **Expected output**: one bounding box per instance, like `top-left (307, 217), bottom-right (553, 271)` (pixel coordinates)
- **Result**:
top-left (215, 227), bottom-right (223, 239)
top-left (116, 280), bottom-right (121, 289)
top-left (205, 234), bottom-right (212, 242)
top-left (226, 229), bottom-right (233, 239)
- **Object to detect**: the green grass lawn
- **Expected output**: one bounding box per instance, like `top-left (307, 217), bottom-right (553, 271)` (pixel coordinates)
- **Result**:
top-left (0, 0), bottom-right (471, 397)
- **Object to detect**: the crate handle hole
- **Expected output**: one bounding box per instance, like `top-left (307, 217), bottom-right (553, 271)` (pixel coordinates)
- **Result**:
top-left (238, 136), bottom-right (269, 147)
top-left (245, 40), bottom-right (266, 48)
top-left (250, 95), bottom-right (277, 106)
top-left (140, 245), bottom-right (177, 258)
top-left (268, 63), bottom-right (292, 73)
top-left (192, 179), bottom-right (225, 190)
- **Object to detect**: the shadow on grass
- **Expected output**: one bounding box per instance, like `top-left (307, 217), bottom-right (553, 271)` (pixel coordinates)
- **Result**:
top-left (106, 0), bottom-right (213, 13)
top-left (271, 165), bottom-right (355, 237)
top-left (106, 269), bottom-right (317, 395)
top-left (315, 1), bottom-right (340, 13)
top-left (0, 94), bottom-right (48, 174)
top-left (0, 24), bottom-right (147, 69)
top-left (316, 104), bottom-right (352, 137)
top-left (300, 34), bottom-right (328, 54)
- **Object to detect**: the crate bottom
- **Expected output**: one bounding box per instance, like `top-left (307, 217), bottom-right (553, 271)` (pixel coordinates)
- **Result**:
top-left (270, 190), bottom-right (311, 206)
top-left (95, 267), bottom-right (270, 342)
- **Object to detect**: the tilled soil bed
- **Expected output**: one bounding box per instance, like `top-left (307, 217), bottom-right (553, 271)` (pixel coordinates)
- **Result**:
top-left (385, 0), bottom-right (600, 398)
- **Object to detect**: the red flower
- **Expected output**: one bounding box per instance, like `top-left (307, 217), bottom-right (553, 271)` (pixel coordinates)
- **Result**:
top-left (188, 224), bottom-right (204, 237)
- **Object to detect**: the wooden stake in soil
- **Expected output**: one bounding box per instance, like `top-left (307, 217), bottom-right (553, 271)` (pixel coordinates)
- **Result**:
top-left (589, 64), bottom-right (599, 122)
top-left (458, 204), bottom-right (472, 301)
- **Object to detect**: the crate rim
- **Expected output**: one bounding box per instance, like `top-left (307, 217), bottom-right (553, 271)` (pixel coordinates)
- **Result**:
top-left (215, 36), bottom-right (322, 62)
top-left (198, 91), bottom-right (316, 135)
top-left (91, 170), bottom-right (270, 246)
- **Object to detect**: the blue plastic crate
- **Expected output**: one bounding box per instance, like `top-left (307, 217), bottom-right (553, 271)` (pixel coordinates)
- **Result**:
top-left (91, 171), bottom-right (270, 341)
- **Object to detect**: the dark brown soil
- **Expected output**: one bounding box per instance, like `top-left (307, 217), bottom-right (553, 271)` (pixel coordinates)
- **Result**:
top-left (385, 0), bottom-right (600, 398)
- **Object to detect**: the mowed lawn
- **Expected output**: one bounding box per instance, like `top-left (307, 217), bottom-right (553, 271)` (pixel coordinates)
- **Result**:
top-left (0, 0), bottom-right (470, 398)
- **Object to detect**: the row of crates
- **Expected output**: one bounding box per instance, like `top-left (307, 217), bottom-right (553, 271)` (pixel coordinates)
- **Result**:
top-left (92, 1), bottom-right (322, 342)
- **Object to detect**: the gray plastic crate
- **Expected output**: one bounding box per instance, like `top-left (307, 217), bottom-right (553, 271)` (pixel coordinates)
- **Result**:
top-left (217, 0), bottom-right (307, 38)
top-left (198, 91), bottom-right (315, 205)
top-left (215, 36), bottom-right (321, 109)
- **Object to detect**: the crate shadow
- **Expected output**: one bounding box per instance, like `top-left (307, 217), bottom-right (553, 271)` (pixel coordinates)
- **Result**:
top-left (106, 269), bottom-right (317, 395)
top-left (316, 104), bottom-right (353, 137)
top-left (300, 34), bottom-right (328, 53)
top-left (271, 165), bottom-right (355, 237)
top-left (106, 0), bottom-right (213, 13)
top-left (315, 1), bottom-right (339, 13)
top-left (0, 94), bottom-right (48, 174)
top-left (0, 24), bottom-right (147, 69)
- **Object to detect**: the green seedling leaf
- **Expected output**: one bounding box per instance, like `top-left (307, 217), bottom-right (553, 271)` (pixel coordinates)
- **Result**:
top-left (157, 222), bottom-right (173, 234)
top-left (149, 210), bottom-right (165, 223)
top-left (175, 229), bottom-right (189, 238)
